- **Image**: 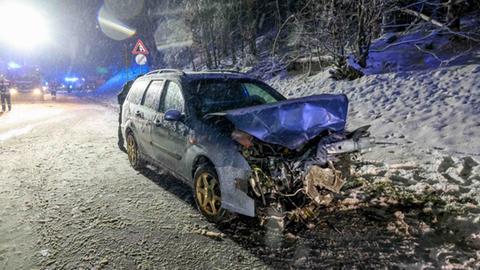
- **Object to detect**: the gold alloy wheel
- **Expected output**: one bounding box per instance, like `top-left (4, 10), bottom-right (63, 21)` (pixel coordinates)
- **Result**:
top-left (195, 172), bottom-right (222, 216)
top-left (126, 134), bottom-right (137, 166)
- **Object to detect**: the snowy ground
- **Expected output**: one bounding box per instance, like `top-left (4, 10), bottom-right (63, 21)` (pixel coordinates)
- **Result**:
top-left (272, 64), bottom-right (480, 157)
top-left (81, 61), bottom-right (480, 267)
top-left (0, 90), bottom-right (478, 268)
top-left (1, 46), bottom-right (480, 269)
top-left (271, 63), bottom-right (480, 178)
top-left (269, 63), bottom-right (480, 268)
top-left (0, 100), bottom-right (267, 269)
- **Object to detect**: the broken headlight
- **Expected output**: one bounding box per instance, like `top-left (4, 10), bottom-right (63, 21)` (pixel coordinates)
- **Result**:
top-left (231, 129), bottom-right (253, 148)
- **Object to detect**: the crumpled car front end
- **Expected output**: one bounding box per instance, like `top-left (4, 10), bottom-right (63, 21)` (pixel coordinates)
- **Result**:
top-left (234, 125), bottom-right (372, 227)
top-left (206, 94), bottom-right (374, 228)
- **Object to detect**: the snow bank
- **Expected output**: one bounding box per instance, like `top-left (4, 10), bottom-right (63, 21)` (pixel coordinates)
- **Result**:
top-left (270, 63), bottom-right (480, 210)
top-left (365, 14), bottom-right (480, 75)
top-left (271, 64), bottom-right (480, 157)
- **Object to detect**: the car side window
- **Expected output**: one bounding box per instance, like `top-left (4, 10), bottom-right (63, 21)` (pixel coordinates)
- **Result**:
top-left (142, 80), bottom-right (164, 110)
top-left (242, 83), bottom-right (277, 103)
top-left (160, 81), bottom-right (184, 113)
top-left (126, 79), bottom-right (149, 105)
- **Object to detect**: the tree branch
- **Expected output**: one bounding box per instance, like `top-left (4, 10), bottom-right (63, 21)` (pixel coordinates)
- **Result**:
top-left (400, 8), bottom-right (480, 43)
top-left (400, 8), bottom-right (445, 28)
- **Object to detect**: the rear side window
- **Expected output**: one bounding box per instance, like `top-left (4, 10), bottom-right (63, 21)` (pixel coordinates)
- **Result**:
top-left (160, 81), bottom-right (184, 113)
top-left (142, 80), bottom-right (164, 110)
top-left (126, 79), bottom-right (149, 105)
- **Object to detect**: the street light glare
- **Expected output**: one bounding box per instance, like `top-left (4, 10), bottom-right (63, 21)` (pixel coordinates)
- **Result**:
top-left (97, 5), bottom-right (136, 41)
top-left (0, 3), bottom-right (49, 49)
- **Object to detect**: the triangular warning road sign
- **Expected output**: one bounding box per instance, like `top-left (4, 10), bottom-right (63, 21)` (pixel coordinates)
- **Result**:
top-left (132, 39), bottom-right (149, 55)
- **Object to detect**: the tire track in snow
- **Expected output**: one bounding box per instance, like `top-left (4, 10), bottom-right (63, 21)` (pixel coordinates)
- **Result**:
top-left (0, 115), bottom-right (73, 142)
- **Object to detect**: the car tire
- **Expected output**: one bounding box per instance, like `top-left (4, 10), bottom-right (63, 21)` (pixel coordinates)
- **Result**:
top-left (126, 132), bottom-right (144, 170)
top-left (193, 164), bottom-right (228, 223)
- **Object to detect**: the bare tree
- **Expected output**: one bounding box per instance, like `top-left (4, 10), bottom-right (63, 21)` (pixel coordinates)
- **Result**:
top-left (272, 0), bottom-right (386, 79)
top-left (354, 0), bottom-right (385, 68)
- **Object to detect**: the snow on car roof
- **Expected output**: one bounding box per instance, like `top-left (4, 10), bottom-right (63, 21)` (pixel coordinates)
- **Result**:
top-left (184, 71), bottom-right (251, 81)
top-left (145, 69), bottom-right (251, 80)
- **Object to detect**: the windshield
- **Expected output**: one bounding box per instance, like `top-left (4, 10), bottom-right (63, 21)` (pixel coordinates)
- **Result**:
top-left (190, 79), bottom-right (284, 115)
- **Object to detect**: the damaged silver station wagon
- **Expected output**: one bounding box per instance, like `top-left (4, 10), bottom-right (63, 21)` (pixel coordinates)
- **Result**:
top-left (120, 69), bottom-right (373, 227)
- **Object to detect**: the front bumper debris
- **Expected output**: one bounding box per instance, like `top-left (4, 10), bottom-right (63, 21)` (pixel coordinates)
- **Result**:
top-left (232, 124), bottom-right (375, 229)
top-left (305, 163), bottom-right (345, 196)
top-left (324, 137), bottom-right (373, 155)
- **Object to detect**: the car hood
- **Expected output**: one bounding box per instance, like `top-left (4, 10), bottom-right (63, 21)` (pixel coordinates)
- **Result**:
top-left (205, 94), bottom-right (349, 149)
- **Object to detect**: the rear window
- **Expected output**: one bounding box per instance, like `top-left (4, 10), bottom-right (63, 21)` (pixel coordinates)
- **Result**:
top-left (127, 79), bottom-right (149, 105)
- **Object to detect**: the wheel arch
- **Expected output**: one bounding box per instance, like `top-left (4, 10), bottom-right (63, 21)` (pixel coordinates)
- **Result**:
top-left (191, 155), bottom-right (215, 179)
top-left (124, 119), bottom-right (138, 140)
top-left (185, 143), bottom-right (255, 217)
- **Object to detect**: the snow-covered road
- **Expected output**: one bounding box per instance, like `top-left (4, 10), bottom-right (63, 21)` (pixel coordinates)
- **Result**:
top-left (0, 97), bottom-right (478, 269)
top-left (0, 100), bottom-right (267, 269)
top-left (0, 104), bottom-right (74, 142)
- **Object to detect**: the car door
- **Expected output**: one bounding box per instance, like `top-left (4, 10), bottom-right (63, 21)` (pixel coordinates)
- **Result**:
top-left (139, 79), bottom-right (165, 159)
top-left (125, 79), bottom-right (150, 151)
top-left (150, 80), bottom-right (189, 171)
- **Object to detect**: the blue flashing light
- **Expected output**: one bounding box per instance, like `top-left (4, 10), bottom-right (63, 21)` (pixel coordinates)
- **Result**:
top-left (97, 64), bottom-right (150, 93)
top-left (8, 61), bottom-right (21, 69)
top-left (65, 77), bottom-right (79, 82)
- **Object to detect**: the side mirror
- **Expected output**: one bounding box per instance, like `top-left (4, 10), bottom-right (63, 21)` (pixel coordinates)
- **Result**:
top-left (164, 109), bottom-right (183, 122)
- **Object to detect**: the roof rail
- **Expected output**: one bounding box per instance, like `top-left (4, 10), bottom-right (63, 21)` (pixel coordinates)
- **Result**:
top-left (145, 69), bottom-right (185, 76)
top-left (205, 69), bottom-right (244, 74)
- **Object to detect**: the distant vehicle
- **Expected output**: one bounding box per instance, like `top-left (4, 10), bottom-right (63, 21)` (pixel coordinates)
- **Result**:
top-left (82, 76), bottom-right (105, 92)
top-left (8, 66), bottom-right (45, 101)
top-left (83, 81), bottom-right (97, 92)
top-left (64, 77), bottom-right (83, 93)
top-left (63, 76), bottom-right (103, 92)
top-left (120, 69), bottom-right (373, 226)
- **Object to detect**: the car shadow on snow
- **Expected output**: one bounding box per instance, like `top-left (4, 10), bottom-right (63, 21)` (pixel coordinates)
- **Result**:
top-left (138, 167), bottom-right (479, 269)
top-left (217, 204), bottom-right (479, 269)
top-left (216, 208), bottom-right (418, 269)
top-left (138, 167), bottom-right (197, 208)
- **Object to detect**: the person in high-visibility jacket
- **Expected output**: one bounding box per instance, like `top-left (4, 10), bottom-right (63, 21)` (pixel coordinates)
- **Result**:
top-left (0, 77), bottom-right (12, 112)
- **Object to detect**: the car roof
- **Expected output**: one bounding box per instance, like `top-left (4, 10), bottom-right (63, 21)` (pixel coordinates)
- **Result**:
top-left (142, 69), bottom-right (252, 81)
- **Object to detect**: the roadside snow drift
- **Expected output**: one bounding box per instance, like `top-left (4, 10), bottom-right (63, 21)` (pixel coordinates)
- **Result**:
top-left (272, 64), bottom-right (480, 157)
